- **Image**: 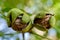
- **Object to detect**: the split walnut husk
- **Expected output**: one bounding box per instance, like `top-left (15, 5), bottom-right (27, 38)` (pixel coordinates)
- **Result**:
top-left (7, 8), bottom-right (32, 32)
top-left (31, 13), bottom-right (55, 31)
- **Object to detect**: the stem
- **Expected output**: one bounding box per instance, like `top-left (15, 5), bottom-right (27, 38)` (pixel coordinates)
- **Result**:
top-left (22, 33), bottom-right (25, 40)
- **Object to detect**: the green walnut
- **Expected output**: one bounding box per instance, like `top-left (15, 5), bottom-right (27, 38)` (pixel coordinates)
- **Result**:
top-left (31, 13), bottom-right (55, 31)
top-left (6, 8), bottom-right (32, 33)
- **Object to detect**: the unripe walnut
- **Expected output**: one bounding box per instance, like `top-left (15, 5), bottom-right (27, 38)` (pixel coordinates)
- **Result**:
top-left (34, 13), bottom-right (53, 29)
top-left (7, 8), bottom-right (32, 32)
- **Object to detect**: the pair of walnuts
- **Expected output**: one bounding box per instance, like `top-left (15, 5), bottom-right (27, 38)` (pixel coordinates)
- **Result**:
top-left (7, 8), bottom-right (54, 32)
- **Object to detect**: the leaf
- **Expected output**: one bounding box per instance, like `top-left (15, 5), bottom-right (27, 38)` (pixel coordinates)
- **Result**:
top-left (22, 13), bottom-right (30, 23)
top-left (49, 16), bottom-right (56, 27)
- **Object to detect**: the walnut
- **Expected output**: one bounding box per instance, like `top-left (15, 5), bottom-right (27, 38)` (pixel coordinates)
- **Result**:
top-left (34, 13), bottom-right (53, 29)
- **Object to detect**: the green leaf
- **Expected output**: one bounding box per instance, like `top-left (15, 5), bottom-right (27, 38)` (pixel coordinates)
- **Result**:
top-left (22, 13), bottom-right (30, 23)
top-left (49, 16), bottom-right (56, 27)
